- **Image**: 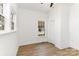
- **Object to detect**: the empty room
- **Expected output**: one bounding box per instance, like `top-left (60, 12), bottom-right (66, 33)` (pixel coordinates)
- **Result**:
top-left (0, 3), bottom-right (79, 56)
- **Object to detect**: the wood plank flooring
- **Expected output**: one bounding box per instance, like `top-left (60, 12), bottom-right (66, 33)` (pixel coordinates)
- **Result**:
top-left (17, 42), bottom-right (79, 56)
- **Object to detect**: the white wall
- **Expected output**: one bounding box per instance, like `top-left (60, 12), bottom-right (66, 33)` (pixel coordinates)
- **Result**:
top-left (0, 32), bottom-right (17, 56)
top-left (47, 4), bottom-right (70, 49)
top-left (47, 3), bottom-right (79, 50)
top-left (69, 4), bottom-right (79, 50)
top-left (17, 8), bottom-right (48, 46)
top-left (60, 4), bottom-right (70, 48)
top-left (47, 4), bottom-right (62, 48)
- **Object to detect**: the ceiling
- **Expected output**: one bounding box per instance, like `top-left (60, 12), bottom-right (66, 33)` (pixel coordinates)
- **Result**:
top-left (17, 3), bottom-right (53, 13)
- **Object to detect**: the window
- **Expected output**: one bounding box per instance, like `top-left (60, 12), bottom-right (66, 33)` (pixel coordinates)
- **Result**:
top-left (38, 21), bottom-right (45, 36)
top-left (0, 3), bottom-right (16, 34)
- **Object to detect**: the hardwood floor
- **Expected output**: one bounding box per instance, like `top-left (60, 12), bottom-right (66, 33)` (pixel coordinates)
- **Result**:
top-left (17, 42), bottom-right (79, 56)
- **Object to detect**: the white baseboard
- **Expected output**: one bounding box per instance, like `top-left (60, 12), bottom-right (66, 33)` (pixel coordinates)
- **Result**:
top-left (18, 37), bottom-right (48, 46)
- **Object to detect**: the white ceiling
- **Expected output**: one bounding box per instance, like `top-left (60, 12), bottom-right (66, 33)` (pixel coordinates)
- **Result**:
top-left (17, 3), bottom-right (52, 13)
